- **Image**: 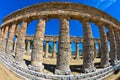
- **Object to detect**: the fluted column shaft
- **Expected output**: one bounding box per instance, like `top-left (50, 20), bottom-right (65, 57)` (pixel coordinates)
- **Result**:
top-left (114, 31), bottom-right (120, 60)
top-left (98, 25), bottom-right (109, 67)
top-left (26, 40), bottom-right (30, 55)
top-left (94, 43), bottom-right (97, 58)
top-left (14, 38), bottom-right (17, 53)
top-left (2, 26), bottom-right (9, 52)
top-left (109, 28), bottom-right (118, 65)
top-left (117, 32), bottom-right (120, 60)
top-left (15, 20), bottom-right (28, 62)
top-left (7, 24), bottom-right (16, 53)
top-left (55, 17), bottom-right (71, 75)
top-left (52, 42), bottom-right (56, 58)
top-left (98, 43), bottom-right (101, 58)
top-left (44, 41), bottom-right (49, 58)
top-left (82, 20), bottom-right (95, 73)
top-left (31, 18), bottom-right (45, 72)
top-left (0, 28), bottom-right (4, 51)
top-left (75, 42), bottom-right (79, 59)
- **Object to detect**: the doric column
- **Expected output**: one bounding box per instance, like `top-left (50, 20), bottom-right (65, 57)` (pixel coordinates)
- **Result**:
top-left (15, 20), bottom-right (28, 66)
top-left (75, 42), bottom-right (79, 59)
top-left (13, 38), bottom-right (17, 53)
top-left (52, 42), bottom-right (56, 58)
top-left (94, 43), bottom-right (97, 59)
top-left (117, 32), bottom-right (120, 60)
top-left (109, 28), bottom-right (118, 65)
top-left (114, 30), bottom-right (120, 60)
top-left (2, 26), bottom-right (9, 52)
top-left (7, 23), bottom-right (16, 54)
top-left (26, 40), bottom-right (30, 55)
top-left (81, 19), bottom-right (96, 73)
top-left (30, 18), bottom-right (46, 72)
top-left (55, 16), bottom-right (71, 75)
top-left (98, 24), bottom-right (109, 67)
top-left (0, 28), bottom-right (4, 51)
top-left (44, 41), bottom-right (49, 58)
top-left (97, 43), bottom-right (101, 58)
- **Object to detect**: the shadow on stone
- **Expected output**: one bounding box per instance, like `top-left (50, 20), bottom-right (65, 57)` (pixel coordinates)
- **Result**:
top-left (43, 63), bottom-right (56, 73)
top-left (24, 59), bottom-right (31, 66)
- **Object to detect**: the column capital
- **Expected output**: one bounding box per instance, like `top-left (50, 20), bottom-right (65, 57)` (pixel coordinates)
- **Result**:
top-left (37, 16), bottom-right (49, 21)
top-left (95, 22), bottom-right (104, 27)
top-left (80, 17), bottom-right (90, 23)
top-left (58, 15), bottom-right (71, 21)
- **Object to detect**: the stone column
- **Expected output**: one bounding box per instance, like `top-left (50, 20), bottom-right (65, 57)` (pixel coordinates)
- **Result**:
top-left (15, 20), bottom-right (28, 67)
top-left (114, 30), bottom-right (120, 60)
top-left (14, 38), bottom-right (17, 53)
top-left (70, 42), bottom-right (72, 59)
top-left (98, 43), bottom-right (101, 58)
top-left (2, 26), bottom-right (9, 52)
top-left (98, 25), bottom-right (109, 67)
top-left (55, 16), bottom-right (71, 75)
top-left (82, 19), bottom-right (96, 73)
top-left (7, 23), bottom-right (16, 54)
top-left (109, 28), bottom-right (118, 65)
top-left (0, 28), bottom-right (4, 52)
top-left (117, 32), bottom-right (120, 60)
top-left (75, 42), bottom-right (79, 59)
top-left (52, 42), bottom-right (56, 58)
top-left (26, 40), bottom-right (30, 55)
top-left (94, 43), bottom-right (97, 59)
top-left (44, 41), bottom-right (49, 58)
top-left (30, 18), bottom-right (46, 72)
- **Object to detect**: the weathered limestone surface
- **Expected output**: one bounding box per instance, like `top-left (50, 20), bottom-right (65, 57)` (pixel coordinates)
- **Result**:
top-left (26, 40), bottom-right (30, 55)
top-left (7, 24), bottom-right (16, 53)
top-left (109, 28), bottom-right (118, 65)
top-left (75, 42), bottom-right (79, 59)
top-left (0, 28), bottom-right (4, 51)
top-left (97, 43), bottom-right (101, 58)
top-left (13, 39), bottom-right (17, 53)
top-left (52, 42), bottom-right (56, 58)
top-left (98, 25), bottom-right (109, 67)
top-left (82, 19), bottom-right (96, 73)
top-left (26, 35), bottom-right (100, 43)
top-left (44, 41), bottom-right (49, 58)
top-left (30, 18), bottom-right (45, 72)
top-left (55, 17), bottom-right (71, 75)
top-left (2, 26), bottom-right (9, 52)
top-left (15, 20), bottom-right (28, 66)
top-left (94, 43), bottom-right (97, 59)
top-left (114, 30), bottom-right (120, 60)
top-left (117, 32), bottom-right (120, 60)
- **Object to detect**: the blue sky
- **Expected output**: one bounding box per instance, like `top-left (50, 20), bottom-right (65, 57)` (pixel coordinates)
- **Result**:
top-left (0, 0), bottom-right (120, 51)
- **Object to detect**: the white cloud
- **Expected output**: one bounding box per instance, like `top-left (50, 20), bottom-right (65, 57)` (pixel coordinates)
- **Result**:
top-left (96, 0), bottom-right (117, 10)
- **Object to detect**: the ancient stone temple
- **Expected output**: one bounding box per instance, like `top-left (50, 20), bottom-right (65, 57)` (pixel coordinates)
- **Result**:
top-left (0, 2), bottom-right (120, 80)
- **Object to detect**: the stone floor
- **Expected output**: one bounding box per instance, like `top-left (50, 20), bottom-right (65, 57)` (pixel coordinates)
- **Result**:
top-left (24, 55), bottom-right (101, 75)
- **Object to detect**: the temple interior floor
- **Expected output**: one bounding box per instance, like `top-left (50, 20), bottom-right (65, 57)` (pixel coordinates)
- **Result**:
top-left (23, 54), bottom-right (114, 75)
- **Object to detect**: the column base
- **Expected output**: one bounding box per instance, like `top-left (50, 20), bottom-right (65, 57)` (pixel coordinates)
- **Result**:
top-left (7, 54), bottom-right (15, 63)
top-left (55, 69), bottom-right (71, 75)
top-left (82, 67), bottom-right (96, 73)
top-left (43, 55), bottom-right (48, 58)
top-left (28, 65), bottom-right (44, 72)
top-left (100, 62), bottom-right (110, 68)
top-left (110, 59), bottom-right (118, 66)
top-left (14, 61), bottom-right (28, 69)
top-left (75, 57), bottom-right (80, 60)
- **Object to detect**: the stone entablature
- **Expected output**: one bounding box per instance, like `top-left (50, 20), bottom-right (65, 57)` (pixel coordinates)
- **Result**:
top-left (26, 35), bottom-right (101, 43)
top-left (1, 2), bottom-right (120, 30)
